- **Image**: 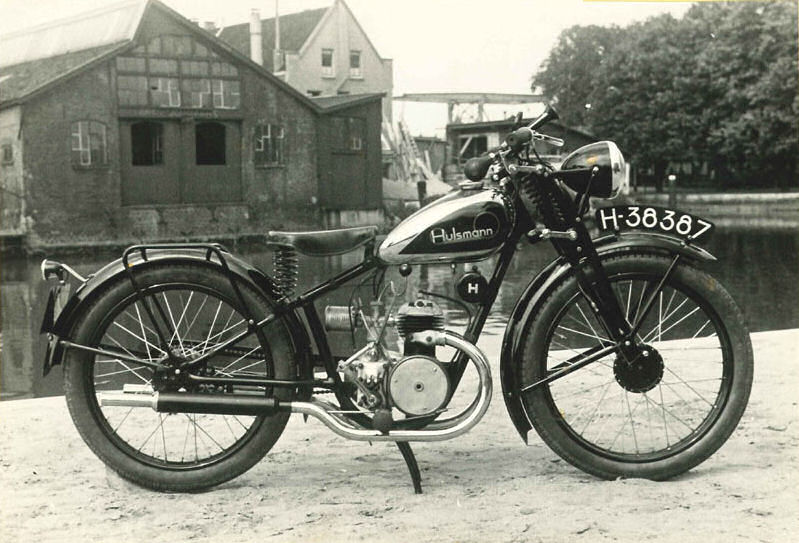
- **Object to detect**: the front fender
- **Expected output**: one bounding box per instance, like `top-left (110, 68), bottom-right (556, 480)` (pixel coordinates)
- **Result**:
top-left (42, 248), bottom-right (311, 378)
top-left (500, 231), bottom-right (716, 442)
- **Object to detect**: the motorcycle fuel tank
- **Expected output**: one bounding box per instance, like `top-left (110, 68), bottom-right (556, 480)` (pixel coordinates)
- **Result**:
top-left (379, 187), bottom-right (514, 264)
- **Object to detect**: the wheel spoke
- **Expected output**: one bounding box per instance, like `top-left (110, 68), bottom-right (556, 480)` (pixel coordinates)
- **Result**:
top-left (111, 321), bottom-right (165, 357)
top-left (182, 293), bottom-right (208, 342)
top-left (89, 279), bottom-right (277, 470)
top-left (161, 292), bottom-right (184, 352)
top-left (642, 305), bottom-right (700, 343)
top-left (534, 267), bottom-right (735, 461)
top-left (574, 300), bottom-right (609, 344)
top-left (184, 414), bottom-right (225, 452)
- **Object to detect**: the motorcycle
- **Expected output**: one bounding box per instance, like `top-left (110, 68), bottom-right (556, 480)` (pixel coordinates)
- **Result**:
top-left (39, 105), bottom-right (753, 493)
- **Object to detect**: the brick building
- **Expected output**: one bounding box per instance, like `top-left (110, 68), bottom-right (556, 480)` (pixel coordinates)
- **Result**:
top-left (219, 0), bottom-right (393, 122)
top-left (0, 0), bottom-right (383, 246)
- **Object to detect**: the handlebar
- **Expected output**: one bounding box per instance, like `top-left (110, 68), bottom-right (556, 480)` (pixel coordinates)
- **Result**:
top-left (464, 154), bottom-right (494, 181)
top-left (506, 127), bottom-right (534, 153)
top-left (461, 104), bottom-right (563, 181)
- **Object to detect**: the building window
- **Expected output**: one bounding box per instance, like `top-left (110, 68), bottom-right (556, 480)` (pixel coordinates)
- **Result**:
top-left (116, 56), bottom-right (146, 72)
top-left (182, 79), bottom-right (212, 108)
top-left (254, 123), bottom-right (284, 166)
top-left (181, 60), bottom-right (209, 76)
top-left (458, 135), bottom-right (488, 162)
top-left (2, 144), bottom-right (13, 165)
top-left (196, 122), bottom-right (226, 165)
top-left (212, 79), bottom-right (240, 109)
top-left (331, 117), bottom-right (365, 152)
top-left (321, 48), bottom-right (334, 77)
top-left (150, 77), bottom-right (181, 107)
top-left (349, 118), bottom-right (364, 150)
top-left (118, 35), bottom-right (240, 111)
top-left (117, 75), bottom-right (149, 106)
top-left (131, 122), bottom-right (163, 166)
top-left (149, 59), bottom-right (179, 75)
top-left (70, 121), bottom-right (107, 167)
top-left (210, 62), bottom-right (238, 77)
top-left (307, 90), bottom-right (322, 97)
top-left (349, 50), bottom-right (361, 78)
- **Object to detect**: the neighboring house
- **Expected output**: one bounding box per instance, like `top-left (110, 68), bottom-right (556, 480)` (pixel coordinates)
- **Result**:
top-left (219, 0), bottom-right (393, 122)
top-left (0, 0), bottom-right (383, 245)
top-left (312, 93), bottom-right (384, 228)
top-left (444, 118), bottom-right (598, 182)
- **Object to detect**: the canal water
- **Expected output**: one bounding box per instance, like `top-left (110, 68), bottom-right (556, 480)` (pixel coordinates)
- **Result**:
top-left (1, 226), bottom-right (797, 400)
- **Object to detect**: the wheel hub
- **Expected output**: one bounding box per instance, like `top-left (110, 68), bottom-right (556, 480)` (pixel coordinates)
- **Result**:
top-left (613, 346), bottom-right (664, 393)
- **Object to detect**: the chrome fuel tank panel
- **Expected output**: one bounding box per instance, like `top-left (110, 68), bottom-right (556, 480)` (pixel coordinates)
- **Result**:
top-left (378, 188), bottom-right (514, 265)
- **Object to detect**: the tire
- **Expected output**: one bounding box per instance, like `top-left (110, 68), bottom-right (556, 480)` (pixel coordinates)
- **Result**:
top-left (519, 253), bottom-right (753, 480)
top-left (63, 263), bottom-right (297, 491)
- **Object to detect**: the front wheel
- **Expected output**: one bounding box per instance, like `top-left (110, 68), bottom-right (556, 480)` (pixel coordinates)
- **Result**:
top-left (63, 263), bottom-right (298, 491)
top-left (519, 254), bottom-right (753, 480)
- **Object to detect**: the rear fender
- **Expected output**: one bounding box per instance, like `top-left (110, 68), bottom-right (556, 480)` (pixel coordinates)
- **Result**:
top-left (500, 231), bottom-right (716, 442)
top-left (42, 249), bottom-right (312, 379)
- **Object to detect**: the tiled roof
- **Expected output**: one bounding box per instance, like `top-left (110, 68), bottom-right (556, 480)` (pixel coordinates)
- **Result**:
top-left (0, 0), bottom-right (320, 111)
top-left (218, 7), bottom-right (329, 72)
top-left (0, 0), bottom-right (144, 68)
top-left (311, 92), bottom-right (384, 112)
top-left (0, 42), bottom-right (128, 105)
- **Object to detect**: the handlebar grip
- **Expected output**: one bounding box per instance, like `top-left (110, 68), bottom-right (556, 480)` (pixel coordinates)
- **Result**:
top-left (463, 154), bottom-right (494, 181)
top-left (506, 127), bottom-right (533, 153)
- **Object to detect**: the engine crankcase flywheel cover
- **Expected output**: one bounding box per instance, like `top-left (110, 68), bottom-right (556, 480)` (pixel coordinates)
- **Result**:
top-left (388, 355), bottom-right (450, 416)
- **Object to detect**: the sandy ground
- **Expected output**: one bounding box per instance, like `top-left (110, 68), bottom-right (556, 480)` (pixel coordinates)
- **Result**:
top-left (1, 328), bottom-right (797, 543)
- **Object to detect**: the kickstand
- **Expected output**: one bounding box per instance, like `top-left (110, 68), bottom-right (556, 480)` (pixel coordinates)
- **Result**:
top-left (396, 441), bottom-right (422, 494)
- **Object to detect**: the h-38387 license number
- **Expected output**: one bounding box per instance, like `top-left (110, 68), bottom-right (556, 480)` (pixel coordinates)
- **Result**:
top-left (595, 205), bottom-right (715, 241)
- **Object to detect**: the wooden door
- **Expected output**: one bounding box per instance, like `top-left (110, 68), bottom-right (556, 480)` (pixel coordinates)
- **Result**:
top-left (181, 120), bottom-right (242, 204)
top-left (120, 120), bottom-right (180, 205)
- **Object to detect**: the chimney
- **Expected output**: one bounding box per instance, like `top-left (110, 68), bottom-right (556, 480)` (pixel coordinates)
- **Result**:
top-left (203, 21), bottom-right (218, 34)
top-left (249, 9), bottom-right (263, 66)
top-left (273, 0), bottom-right (283, 71)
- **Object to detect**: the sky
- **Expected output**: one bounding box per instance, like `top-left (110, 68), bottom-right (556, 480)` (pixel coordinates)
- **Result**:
top-left (0, 0), bottom-right (692, 135)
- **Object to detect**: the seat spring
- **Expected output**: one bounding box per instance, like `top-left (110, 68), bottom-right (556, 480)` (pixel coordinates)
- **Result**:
top-left (273, 246), bottom-right (299, 299)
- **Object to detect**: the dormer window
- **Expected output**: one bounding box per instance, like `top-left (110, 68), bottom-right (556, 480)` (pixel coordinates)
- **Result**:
top-left (321, 48), bottom-right (334, 78)
top-left (349, 50), bottom-right (362, 78)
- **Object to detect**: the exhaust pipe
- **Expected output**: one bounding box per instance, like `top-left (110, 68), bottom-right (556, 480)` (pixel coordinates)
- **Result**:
top-left (99, 331), bottom-right (492, 443)
top-left (101, 390), bottom-right (282, 417)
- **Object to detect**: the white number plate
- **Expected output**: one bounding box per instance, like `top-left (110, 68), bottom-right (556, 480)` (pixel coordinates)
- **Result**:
top-left (595, 205), bottom-right (715, 241)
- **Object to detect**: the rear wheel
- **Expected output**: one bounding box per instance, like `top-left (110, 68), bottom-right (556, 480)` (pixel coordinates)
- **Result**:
top-left (64, 263), bottom-right (297, 491)
top-left (520, 254), bottom-right (753, 480)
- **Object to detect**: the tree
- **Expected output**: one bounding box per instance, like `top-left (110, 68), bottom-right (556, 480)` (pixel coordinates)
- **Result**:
top-left (587, 14), bottom-right (701, 191)
top-left (532, 25), bottom-right (618, 129)
top-left (533, 1), bottom-right (798, 190)
top-left (691, 1), bottom-right (798, 187)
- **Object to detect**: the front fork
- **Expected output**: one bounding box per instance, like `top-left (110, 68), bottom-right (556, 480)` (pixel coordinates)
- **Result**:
top-left (560, 220), bottom-right (680, 360)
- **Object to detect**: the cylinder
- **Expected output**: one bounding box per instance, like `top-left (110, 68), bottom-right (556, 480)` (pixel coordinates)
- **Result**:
top-left (324, 305), bottom-right (359, 331)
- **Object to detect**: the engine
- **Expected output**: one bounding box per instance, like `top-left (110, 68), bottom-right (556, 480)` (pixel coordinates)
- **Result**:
top-left (329, 298), bottom-right (452, 420)
top-left (390, 300), bottom-right (450, 417)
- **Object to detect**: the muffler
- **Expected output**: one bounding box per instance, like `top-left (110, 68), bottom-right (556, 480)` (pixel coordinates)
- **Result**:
top-left (99, 331), bottom-right (492, 443)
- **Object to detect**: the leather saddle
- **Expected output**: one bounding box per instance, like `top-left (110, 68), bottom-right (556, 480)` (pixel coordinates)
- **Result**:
top-left (266, 226), bottom-right (378, 257)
